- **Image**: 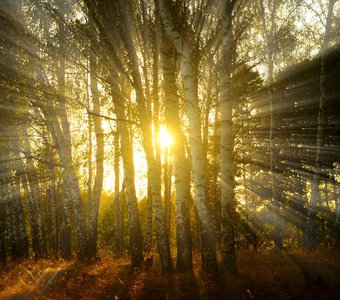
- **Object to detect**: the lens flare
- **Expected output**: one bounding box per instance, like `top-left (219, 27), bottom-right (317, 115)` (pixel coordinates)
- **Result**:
top-left (159, 126), bottom-right (172, 148)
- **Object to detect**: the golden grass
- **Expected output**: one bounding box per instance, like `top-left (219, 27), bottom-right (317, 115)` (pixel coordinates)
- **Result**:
top-left (0, 249), bottom-right (339, 299)
top-left (0, 258), bottom-right (73, 299)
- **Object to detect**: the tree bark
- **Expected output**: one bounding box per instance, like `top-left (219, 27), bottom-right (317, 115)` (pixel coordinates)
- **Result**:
top-left (50, 8), bottom-right (88, 259)
top-left (219, 1), bottom-right (236, 273)
top-left (0, 189), bottom-right (6, 263)
top-left (258, 0), bottom-right (283, 254)
top-left (119, 1), bottom-right (173, 272)
top-left (162, 35), bottom-right (193, 272)
top-left (0, 150), bottom-right (8, 263)
top-left (87, 34), bottom-right (105, 260)
top-left (307, 0), bottom-right (336, 250)
top-left (21, 123), bottom-right (46, 257)
top-left (114, 129), bottom-right (123, 256)
top-left (111, 81), bottom-right (144, 267)
top-left (334, 176), bottom-right (340, 248)
top-left (144, 172), bottom-right (153, 253)
top-left (158, 0), bottom-right (217, 273)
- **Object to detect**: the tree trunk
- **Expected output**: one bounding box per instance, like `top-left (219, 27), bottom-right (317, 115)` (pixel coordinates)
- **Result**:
top-left (50, 10), bottom-right (88, 259)
top-left (334, 180), bottom-right (340, 248)
top-left (307, 0), bottom-right (335, 251)
top-left (21, 173), bottom-right (40, 256)
top-left (60, 173), bottom-right (72, 259)
top-left (111, 82), bottom-right (144, 267)
top-left (21, 123), bottom-right (47, 257)
top-left (119, 1), bottom-right (173, 272)
top-left (12, 130), bottom-right (30, 259)
top-left (258, 0), bottom-right (283, 254)
top-left (48, 160), bottom-right (58, 255)
top-left (211, 104), bottom-right (221, 239)
top-left (12, 174), bottom-right (29, 259)
top-left (7, 187), bottom-right (18, 259)
top-left (87, 37), bottom-right (104, 260)
top-left (49, 86), bottom-right (88, 260)
top-left (114, 130), bottom-right (123, 256)
top-left (0, 195), bottom-right (6, 263)
top-left (162, 36), bottom-right (193, 272)
top-left (164, 148), bottom-right (172, 237)
top-left (219, 1), bottom-right (236, 273)
top-left (144, 172), bottom-right (153, 253)
top-left (0, 153), bottom-right (8, 263)
top-left (159, 0), bottom-right (217, 273)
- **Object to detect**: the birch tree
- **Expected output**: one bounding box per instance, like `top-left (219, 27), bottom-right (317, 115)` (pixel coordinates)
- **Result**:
top-left (87, 19), bottom-right (105, 260)
top-left (307, 0), bottom-right (338, 250)
top-left (111, 77), bottom-right (144, 267)
top-left (162, 34), bottom-right (193, 272)
top-left (219, 0), bottom-right (237, 273)
top-left (158, 0), bottom-right (218, 272)
top-left (118, 0), bottom-right (173, 272)
top-left (258, 0), bottom-right (285, 253)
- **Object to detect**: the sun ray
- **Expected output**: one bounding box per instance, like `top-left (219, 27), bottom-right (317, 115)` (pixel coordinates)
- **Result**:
top-left (159, 126), bottom-right (173, 148)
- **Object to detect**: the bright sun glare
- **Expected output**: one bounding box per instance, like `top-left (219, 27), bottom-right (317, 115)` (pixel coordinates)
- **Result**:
top-left (159, 126), bottom-right (173, 148)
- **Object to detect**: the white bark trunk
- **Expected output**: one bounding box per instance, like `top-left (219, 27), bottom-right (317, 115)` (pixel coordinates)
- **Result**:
top-left (159, 0), bottom-right (217, 272)
top-left (162, 35), bottom-right (192, 271)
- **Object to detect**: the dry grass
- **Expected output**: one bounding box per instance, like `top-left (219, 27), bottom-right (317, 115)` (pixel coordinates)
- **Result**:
top-left (0, 249), bottom-right (339, 299)
top-left (0, 258), bottom-right (73, 299)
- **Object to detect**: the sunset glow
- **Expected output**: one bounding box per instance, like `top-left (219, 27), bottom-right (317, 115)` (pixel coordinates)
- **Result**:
top-left (159, 126), bottom-right (173, 148)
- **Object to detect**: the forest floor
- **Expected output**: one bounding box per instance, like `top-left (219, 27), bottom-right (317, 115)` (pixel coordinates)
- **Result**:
top-left (1, 249), bottom-right (340, 300)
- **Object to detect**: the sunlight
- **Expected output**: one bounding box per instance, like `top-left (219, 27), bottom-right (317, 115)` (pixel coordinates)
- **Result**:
top-left (103, 166), bottom-right (114, 192)
top-left (159, 126), bottom-right (172, 148)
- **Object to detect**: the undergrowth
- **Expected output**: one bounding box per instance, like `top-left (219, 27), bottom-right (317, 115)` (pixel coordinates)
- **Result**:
top-left (0, 249), bottom-right (339, 299)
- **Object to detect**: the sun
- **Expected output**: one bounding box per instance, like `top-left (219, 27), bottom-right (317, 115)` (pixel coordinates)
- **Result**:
top-left (159, 126), bottom-right (173, 148)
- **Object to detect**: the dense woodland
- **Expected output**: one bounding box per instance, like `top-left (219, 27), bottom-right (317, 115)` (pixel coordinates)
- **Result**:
top-left (0, 0), bottom-right (340, 299)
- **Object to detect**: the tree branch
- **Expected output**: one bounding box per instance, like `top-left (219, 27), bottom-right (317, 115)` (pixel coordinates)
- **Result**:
top-left (86, 110), bottom-right (139, 125)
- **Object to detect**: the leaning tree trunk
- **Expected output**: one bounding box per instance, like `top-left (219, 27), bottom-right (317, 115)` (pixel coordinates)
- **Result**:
top-left (159, 0), bottom-right (218, 273)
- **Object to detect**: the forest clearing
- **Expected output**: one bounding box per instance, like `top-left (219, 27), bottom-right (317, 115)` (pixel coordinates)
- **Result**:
top-left (1, 0), bottom-right (340, 299)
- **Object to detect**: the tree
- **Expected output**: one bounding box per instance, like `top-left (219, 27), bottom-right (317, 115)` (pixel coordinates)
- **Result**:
top-left (158, 0), bottom-right (218, 273)
top-left (87, 16), bottom-right (105, 260)
top-left (162, 34), bottom-right (193, 272)
top-left (219, 0), bottom-right (237, 273)
top-left (307, 0), bottom-right (338, 250)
